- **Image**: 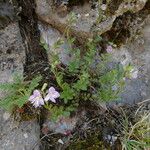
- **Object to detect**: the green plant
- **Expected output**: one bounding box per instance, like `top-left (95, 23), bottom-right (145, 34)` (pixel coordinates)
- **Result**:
top-left (0, 74), bottom-right (42, 111)
top-left (121, 108), bottom-right (150, 150)
top-left (44, 103), bottom-right (76, 121)
top-left (40, 13), bottom-right (132, 120)
top-left (50, 36), bottom-right (130, 103)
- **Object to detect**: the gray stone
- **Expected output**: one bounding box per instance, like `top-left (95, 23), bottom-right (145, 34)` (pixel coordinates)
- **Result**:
top-left (36, 0), bottom-right (148, 42)
top-left (42, 116), bottom-right (78, 135)
top-left (0, 23), bottom-right (40, 150)
top-left (112, 15), bottom-right (150, 104)
top-left (0, 23), bottom-right (25, 84)
top-left (39, 22), bottom-right (71, 65)
top-left (0, 1), bottom-right (15, 29)
top-left (0, 114), bottom-right (40, 150)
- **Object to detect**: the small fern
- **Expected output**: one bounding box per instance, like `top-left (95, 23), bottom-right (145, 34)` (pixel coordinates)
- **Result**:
top-left (0, 74), bottom-right (42, 111)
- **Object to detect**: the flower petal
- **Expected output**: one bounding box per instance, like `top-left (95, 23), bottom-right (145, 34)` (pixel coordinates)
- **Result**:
top-left (39, 98), bottom-right (44, 105)
top-left (44, 94), bottom-right (50, 102)
top-left (48, 87), bottom-right (56, 93)
top-left (49, 97), bottom-right (56, 103)
top-left (33, 100), bottom-right (40, 108)
top-left (29, 90), bottom-right (44, 108)
top-left (29, 95), bottom-right (35, 102)
top-left (106, 45), bottom-right (113, 53)
top-left (33, 90), bottom-right (41, 96)
top-left (53, 91), bottom-right (60, 98)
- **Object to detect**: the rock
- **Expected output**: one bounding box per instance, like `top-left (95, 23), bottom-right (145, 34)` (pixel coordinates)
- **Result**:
top-left (42, 116), bottom-right (78, 135)
top-left (2, 112), bottom-right (11, 121)
top-left (38, 22), bottom-right (71, 65)
top-left (0, 23), bottom-right (40, 150)
top-left (111, 15), bottom-right (150, 104)
top-left (35, 0), bottom-right (148, 43)
top-left (104, 135), bottom-right (117, 145)
top-left (0, 23), bottom-right (25, 85)
top-left (0, 115), bottom-right (40, 150)
top-left (58, 139), bottom-right (64, 145)
top-left (0, 1), bottom-right (16, 29)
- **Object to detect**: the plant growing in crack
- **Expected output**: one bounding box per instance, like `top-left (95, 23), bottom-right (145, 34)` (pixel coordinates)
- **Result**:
top-left (0, 74), bottom-right (42, 111)
top-left (38, 13), bottom-right (134, 120)
top-left (0, 13), bottom-right (136, 122)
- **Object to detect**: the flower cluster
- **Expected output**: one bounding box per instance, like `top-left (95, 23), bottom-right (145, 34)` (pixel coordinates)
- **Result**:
top-left (29, 87), bottom-right (60, 108)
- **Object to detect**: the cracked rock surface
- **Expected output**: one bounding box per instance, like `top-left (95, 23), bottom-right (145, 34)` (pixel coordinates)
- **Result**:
top-left (112, 16), bottom-right (150, 104)
top-left (36, 0), bottom-right (148, 43)
top-left (0, 5), bottom-right (40, 149)
top-left (0, 0), bottom-right (150, 149)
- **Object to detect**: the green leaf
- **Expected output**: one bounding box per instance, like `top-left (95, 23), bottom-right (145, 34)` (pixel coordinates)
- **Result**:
top-left (73, 72), bottom-right (90, 91)
top-left (53, 39), bottom-right (64, 49)
top-left (60, 83), bottom-right (75, 103)
top-left (27, 75), bottom-right (42, 92)
top-left (68, 59), bottom-right (80, 73)
top-left (0, 75), bottom-right (42, 111)
top-left (68, 48), bottom-right (81, 73)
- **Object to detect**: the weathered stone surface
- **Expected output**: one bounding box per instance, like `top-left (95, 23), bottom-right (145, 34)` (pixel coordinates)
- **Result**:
top-left (0, 23), bottom-right (25, 84)
top-left (0, 114), bottom-right (40, 150)
top-left (0, 1), bottom-right (16, 29)
top-left (42, 116), bottom-right (78, 135)
top-left (39, 22), bottom-right (71, 64)
top-left (0, 23), bottom-right (40, 150)
top-left (36, 0), bottom-right (148, 43)
top-left (112, 15), bottom-right (150, 104)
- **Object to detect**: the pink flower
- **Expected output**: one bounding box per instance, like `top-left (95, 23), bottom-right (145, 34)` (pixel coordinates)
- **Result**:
top-left (106, 45), bottom-right (113, 53)
top-left (44, 87), bottom-right (60, 103)
top-left (29, 90), bottom-right (44, 108)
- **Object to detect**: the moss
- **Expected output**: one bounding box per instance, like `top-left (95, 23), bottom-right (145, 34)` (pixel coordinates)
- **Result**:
top-left (67, 134), bottom-right (111, 150)
top-left (12, 105), bottom-right (38, 121)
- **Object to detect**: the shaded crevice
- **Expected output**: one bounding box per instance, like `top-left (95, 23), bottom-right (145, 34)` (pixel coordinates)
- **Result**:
top-left (15, 1), bottom-right (52, 148)
top-left (101, 0), bottom-right (150, 46)
top-left (106, 0), bottom-right (123, 16)
top-left (16, 0), bottom-right (52, 82)
top-left (17, 0), bottom-right (48, 64)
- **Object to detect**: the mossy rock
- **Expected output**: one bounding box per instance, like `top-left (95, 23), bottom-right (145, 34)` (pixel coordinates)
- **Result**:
top-left (67, 134), bottom-right (111, 150)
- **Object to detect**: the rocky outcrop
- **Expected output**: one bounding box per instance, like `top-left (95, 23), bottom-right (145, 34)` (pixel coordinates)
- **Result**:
top-left (37, 0), bottom-right (150, 105)
top-left (36, 0), bottom-right (149, 43)
top-left (0, 2), bottom-right (40, 150)
top-left (112, 16), bottom-right (150, 104)
top-left (0, 1), bottom-right (16, 29)
top-left (0, 0), bottom-right (150, 149)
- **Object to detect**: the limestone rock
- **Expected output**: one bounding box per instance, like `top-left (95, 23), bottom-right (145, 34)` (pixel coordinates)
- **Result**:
top-left (0, 23), bottom-right (25, 84)
top-left (36, 0), bottom-right (148, 42)
top-left (39, 22), bottom-right (71, 65)
top-left (0, 113), bottom-right (40, 150)
top-left (42, 116), bottom-right (78, 135)
top-left (0, 23), bottom-right (40, 150)
top-left (111, 15), bottom-right (150, 104)
top-left (0, 1), bottom-right (16, 29)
